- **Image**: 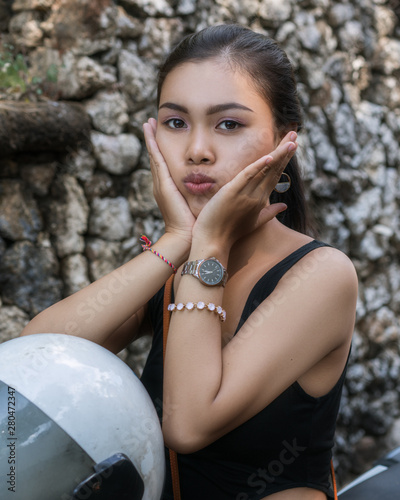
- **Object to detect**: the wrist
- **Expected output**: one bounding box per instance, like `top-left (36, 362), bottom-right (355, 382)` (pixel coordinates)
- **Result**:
top-left (155, 232), bottom-right (191, 266)
top-left (188, 238), bottom-right (231, 267)
top-left (181, 257), bottom-right (228, 288)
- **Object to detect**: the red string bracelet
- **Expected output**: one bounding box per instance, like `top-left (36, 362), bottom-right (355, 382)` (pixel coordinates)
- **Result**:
top-left (139, 235), bottom-right (177, 274)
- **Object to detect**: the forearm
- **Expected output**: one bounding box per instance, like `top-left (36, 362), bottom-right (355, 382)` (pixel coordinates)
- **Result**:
top-left (163, 240), bottom-right (230, 448)
top-left (21, 234), bottom-right (190, 345)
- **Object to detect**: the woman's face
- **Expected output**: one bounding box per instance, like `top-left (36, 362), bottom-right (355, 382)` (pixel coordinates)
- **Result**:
top-left (156, 58), bottom-right (279, 217)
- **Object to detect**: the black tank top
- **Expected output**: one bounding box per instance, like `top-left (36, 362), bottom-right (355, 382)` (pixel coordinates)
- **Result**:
top-left (141, 240), bottom-right (347, 499)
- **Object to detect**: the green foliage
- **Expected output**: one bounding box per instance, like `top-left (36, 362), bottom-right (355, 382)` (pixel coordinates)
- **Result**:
top-left (0, 44), bottom-right (59, 99)
top-left (0, 47), bottom-right (28, 92)
top-left (46, 63), bottom-right (59, 84)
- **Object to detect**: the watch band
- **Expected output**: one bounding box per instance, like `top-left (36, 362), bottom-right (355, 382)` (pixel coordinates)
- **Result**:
top-left (181, 258), bottom-right (228, 287)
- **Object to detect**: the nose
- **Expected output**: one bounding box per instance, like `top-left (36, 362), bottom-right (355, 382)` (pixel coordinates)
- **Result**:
top-left (185, 128), bottom-right (216, 165)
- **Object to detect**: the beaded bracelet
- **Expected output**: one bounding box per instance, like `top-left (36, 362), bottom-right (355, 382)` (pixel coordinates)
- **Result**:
top-left (140, 235), bottom-right (177, 274)
top-left (168, 302), bottom-right (227, 322)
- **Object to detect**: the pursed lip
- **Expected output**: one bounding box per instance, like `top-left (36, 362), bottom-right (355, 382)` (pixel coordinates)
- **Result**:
top-left (183, 172), bottom-right (216, 195)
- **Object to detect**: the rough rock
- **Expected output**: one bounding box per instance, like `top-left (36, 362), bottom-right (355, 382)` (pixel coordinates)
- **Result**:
top-left (259, 0), bottom-right (292, 27)
top-left (88, 196), bottom-right (133, 241)
top-left (176, 0), bottom-right (197, 15)
top-left (125, 335), bottom-right (153, 376)
top-left (8, 11), bottom-right (43, 47)
top-left (295, 11), bottom-right (322, 52)
top-left (64, 148), bottom-right (97, 183)
top-left (328, 3), bottom-right (355, 27)
top-left (333, 103), bottom-right (359, 157)
top-left (61, 253), bottom-right (91, 297)
top-left (0, 0), bottom-right (12, 31)
top-left (84, 90), bottom-right (129, 135)
top-left (306, 108), bottom-right (340, 173)
top-left (373, 37), bottom-right (400, 75)
top-left (0, 306), bottom-right (29, 342)
top-left (91, 132), bottom-right (141, 175)
top-left (363, 273), bottom-right (391, 313)
top-left (374, 6), bottom-right (398, 37)
top-left (12, 0), bottom-right (53, 9)
top-left (83, 172), bottom-right (113, 201)
top-left (85, 238), bottom-right (122, 281)
top-left (0, 241), bottom-right (62, 315)
top-left (0, 180), bottom-right (42, 241)
top-left (58, 54), bottom-right (117, 100)
top-left (118, 50), bottom-right (157, 103)
top-left (47, 175), bottom-right (89, 258)
top-left (128, 169), bottom-right (160, 217)
top-left (20, 163), bottom-right (56, 196)
top-left (115, 5), bottom-right (142, 38)
top-left (338, 20), bottom-right (366, 54)
top-left (121, 0), bottom-right (174, 17)
top-left (214, 0), bottom-right (260, 19)
top-left (343, 187), bottom-right (382, 236)
top-left (138, 17), bottom-right (184, 63)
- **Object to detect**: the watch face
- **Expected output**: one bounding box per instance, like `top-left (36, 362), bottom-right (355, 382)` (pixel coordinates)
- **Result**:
top-left (199, 259), bottom-right (223, 286)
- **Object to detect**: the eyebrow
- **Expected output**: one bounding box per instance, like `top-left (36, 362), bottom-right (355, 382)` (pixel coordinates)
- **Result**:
top-left (158, 102), bottom-right (254, 114)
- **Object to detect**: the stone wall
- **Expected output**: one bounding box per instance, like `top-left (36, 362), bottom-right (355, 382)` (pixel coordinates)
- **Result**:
top-left (1, 0), bottom-right (400, 486)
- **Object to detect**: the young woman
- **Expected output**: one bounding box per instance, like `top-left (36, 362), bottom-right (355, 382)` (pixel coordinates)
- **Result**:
top-left (21, 24), bottom-right (358, 500)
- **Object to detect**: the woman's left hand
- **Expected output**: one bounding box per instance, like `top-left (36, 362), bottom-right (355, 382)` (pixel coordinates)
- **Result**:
top-left (192, 131), bottom-right (298, 248)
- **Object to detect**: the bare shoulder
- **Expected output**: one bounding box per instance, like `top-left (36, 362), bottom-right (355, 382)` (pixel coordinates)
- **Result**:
top-left (282, 241), bottom-right (357, 282)
top-left (306, 245), bottom-right (358, 288)
top-left (276, 244), bottom-right (358, 343)
top-left (307, 245), bottom-right (358, 314)
top-left (273, 228), bottom-right (357, 293)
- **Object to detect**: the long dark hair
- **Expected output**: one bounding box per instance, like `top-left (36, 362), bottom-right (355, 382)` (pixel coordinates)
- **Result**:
top-left (157, 24), bottom-right (316, 236)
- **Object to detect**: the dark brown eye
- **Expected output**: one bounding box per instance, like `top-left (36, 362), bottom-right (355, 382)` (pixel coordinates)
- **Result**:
top-left (165, 119), bottom-right (186, 129)
top-left (218, 120), bottom-right (241, 130)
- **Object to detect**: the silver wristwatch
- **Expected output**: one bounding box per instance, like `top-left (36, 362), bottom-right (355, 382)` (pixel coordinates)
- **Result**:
top-left (181, 257), bottom-right (228, 287)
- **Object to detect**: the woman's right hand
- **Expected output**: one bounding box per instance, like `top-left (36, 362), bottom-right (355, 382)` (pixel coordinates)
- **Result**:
top-left (143, 118), bottom-right (195, 248)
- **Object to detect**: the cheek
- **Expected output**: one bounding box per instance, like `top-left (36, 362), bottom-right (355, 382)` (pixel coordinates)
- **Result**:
top-left (231, 129), bottom-right (276, 166)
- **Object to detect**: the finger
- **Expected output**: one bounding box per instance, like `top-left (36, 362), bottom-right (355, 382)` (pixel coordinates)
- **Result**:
top-left (142, 120), bottom-right (158, 153)
top-left (142, 123), bottom-right (160, 177)
top-left (237, 155), bottom-right (274, 183)
top-left (256, 203), bottom-right (287, 228)
top-left (143, 122), bottom-right (170, 181)
top-left (264, 131), bottom-right (298, 171)
top-left (235, 146), bottom-right (290, 189)
top-left (149, 117), bottom-right (157, 135)
top-left (280, 130), bottom-right (298, 146)
top-left (253, 137), bottom-right (298, 185)
top-left (242, 131), bottom-right (297, 180)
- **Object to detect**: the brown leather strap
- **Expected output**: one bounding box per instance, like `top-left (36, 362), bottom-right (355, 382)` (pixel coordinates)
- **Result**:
top-left (330, 459), bottom-right (338, 499)
top-left (163, 275), bottom-right (181, 500)
top-left (163, 275), bottom-right (174, 363)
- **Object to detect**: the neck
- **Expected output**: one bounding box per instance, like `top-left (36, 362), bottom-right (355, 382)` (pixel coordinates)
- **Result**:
top-left (227, 218), bottom-right (284, 275)
top-left (227, 217), bottom-right (313, 278)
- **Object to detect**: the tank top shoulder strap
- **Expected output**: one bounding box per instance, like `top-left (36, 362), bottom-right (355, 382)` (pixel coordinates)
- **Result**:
top-left (235, 240), bottom-right (330, 334)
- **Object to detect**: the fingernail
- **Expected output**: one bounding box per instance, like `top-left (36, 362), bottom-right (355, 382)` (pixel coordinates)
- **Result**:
top-left (265, 156), bottom-right (273, 164)
top-left (290, 132), bottom-right (297, 141)
top-left (278, 203), bottom-right (287, 213)
top-left (287, 143), bottom-right (297, 152)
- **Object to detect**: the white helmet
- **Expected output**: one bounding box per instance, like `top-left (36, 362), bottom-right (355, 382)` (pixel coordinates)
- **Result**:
top-left (0, 334), bottom-right (165, 500)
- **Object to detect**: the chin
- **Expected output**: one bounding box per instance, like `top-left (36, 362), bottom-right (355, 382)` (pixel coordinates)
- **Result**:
top-left (188, 199), bottom-right (207, 218)
top-left (189, 206), bottom-right (201, 219)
